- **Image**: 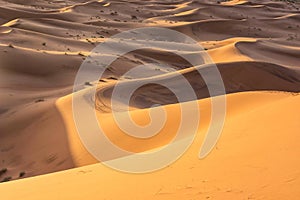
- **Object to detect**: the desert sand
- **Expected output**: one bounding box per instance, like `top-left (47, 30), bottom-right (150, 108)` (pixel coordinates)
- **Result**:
top-left (0, 0), bottom-right (299, 199)
top-left (1, 92), bottom-right (300, 199)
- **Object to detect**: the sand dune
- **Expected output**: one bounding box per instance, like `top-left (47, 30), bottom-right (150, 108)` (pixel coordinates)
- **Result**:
top-left (1, 91), bottom-right (300, 199)
top-left (237, 40), bottom-right (300, 67)
top-left (94, 61), bottom-right (300, 111)
top-left (0, 0), bottom-right (300, 199)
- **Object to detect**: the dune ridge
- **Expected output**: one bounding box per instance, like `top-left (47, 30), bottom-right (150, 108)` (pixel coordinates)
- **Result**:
top-left (1, 91), bottom-right (300, 199)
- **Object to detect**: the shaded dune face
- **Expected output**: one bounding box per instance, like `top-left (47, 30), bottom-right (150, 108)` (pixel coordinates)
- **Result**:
top-left (0, 0), bottom-right (299, 183)
top-left (97, 61), bottom-right (300, 111)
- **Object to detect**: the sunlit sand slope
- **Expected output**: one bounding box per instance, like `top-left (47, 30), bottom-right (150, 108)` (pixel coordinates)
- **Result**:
top-left (1, 91), bottom-right (300, 199)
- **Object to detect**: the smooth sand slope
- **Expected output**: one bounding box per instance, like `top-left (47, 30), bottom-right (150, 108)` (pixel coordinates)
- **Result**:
top-left (1, 91), bottom-right (300, 199)
top-left (0, 0), bottom-right (300, 199)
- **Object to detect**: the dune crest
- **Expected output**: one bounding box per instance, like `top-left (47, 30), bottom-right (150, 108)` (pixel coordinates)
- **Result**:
top-left (1, 91), bottom-right (300, 200)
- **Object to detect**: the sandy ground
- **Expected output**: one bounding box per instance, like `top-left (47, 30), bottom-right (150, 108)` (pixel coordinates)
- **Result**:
top-left (0, 0), bottom-right (300, 199)
top-left (1, 91), bottom-right (300, 199)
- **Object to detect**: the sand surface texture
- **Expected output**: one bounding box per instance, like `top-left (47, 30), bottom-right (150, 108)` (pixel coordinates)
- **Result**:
top-left (0, 0), bottom-right (299, 199)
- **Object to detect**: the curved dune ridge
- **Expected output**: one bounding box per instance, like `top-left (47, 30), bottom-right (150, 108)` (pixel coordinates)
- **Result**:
top-left (0, 0), bottom-right (300, 199)
top-left (1, 91), bottom-right (300, 199)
